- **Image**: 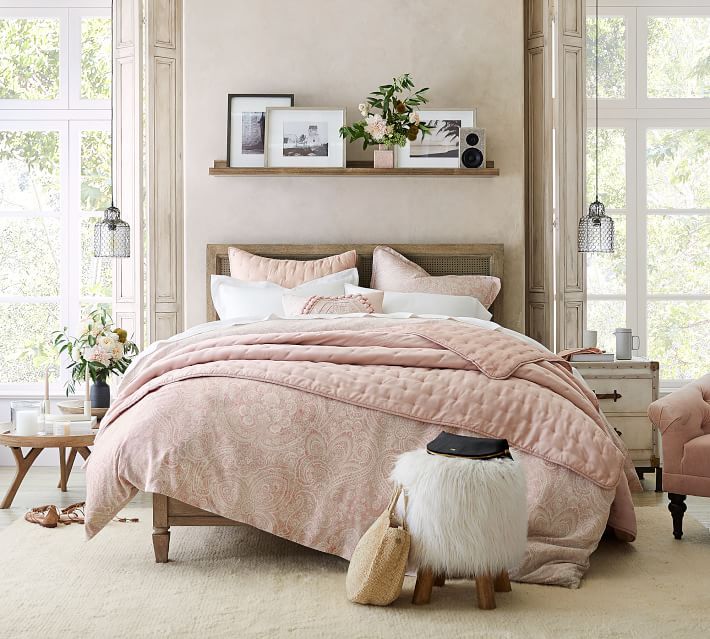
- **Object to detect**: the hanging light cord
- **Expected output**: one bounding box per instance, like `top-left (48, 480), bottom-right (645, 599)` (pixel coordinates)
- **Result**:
top-left (594, 0), bottom-right (599, 206)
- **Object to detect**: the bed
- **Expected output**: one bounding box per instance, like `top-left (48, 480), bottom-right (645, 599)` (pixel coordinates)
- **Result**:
top-left (84, 243), bottom-right (638, 588)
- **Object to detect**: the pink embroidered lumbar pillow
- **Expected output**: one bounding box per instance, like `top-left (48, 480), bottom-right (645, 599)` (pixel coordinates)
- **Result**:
top-left (228, 247), bottom-right (358, 289)
top-left (370, 246), bottom-right (501, 309)
top-left (282, 292), bottom-right (384, 316)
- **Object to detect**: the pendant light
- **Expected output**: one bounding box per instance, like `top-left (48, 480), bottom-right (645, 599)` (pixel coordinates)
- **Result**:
top-left (94, 4), bottom-right (130, 258)
top-left (578, 0), bottom-right (614, 253)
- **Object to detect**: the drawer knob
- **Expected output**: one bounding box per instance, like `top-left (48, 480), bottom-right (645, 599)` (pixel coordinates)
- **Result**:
top-left (595, 390), bottom-right (622, 402)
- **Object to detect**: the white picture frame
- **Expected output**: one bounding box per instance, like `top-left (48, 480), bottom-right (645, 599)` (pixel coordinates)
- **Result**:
top-left (227, 94), bottom-right (294, 167)
top-left (265, 107), bottom-right (346, 168)
top-left (397, 108), bottom-right (476, 168)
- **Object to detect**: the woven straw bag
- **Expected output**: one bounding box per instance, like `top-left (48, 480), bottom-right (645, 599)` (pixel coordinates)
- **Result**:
top-left (346, 485), bottom-right (410, 606)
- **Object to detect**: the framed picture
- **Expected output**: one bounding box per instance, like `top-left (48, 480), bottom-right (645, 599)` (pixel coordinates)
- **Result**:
top-left (227, 94), bottom-right (294, 167)
top-left (396, 108), bottom-right (476, 168)
top-left (265, 107), bottom-right (346, 168)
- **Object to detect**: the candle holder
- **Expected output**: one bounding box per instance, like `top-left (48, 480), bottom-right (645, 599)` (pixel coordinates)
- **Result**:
top-left (10, 400), bottom-right (42, 436)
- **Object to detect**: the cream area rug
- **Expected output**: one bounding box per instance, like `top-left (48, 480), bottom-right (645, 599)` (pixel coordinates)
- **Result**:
top-left (1, 508), bottom-right (709, 639)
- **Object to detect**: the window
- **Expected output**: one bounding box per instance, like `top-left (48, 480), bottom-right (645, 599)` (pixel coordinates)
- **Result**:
top-left (586, 3), bottom-right (710, 385)
top-left (0, 3), bottom-right (111, 392)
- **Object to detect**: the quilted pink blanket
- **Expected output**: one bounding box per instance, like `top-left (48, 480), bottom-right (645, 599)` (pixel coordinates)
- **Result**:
top-left (85, 317), bottom-right (638, 587)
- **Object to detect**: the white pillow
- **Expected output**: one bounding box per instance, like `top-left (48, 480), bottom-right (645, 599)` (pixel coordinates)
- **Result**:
top-left (344, 284), bottom-right (492, 321)
top-left (212, 268), bottom-right (359, 319)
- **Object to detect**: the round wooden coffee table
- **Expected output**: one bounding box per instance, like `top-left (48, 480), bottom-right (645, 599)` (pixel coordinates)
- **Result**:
top-left (0, 425), bottom-right (96, 509)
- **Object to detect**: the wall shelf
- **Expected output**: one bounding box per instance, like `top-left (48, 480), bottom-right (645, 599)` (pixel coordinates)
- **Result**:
top-left (209, 160), bottom-right (500, 177)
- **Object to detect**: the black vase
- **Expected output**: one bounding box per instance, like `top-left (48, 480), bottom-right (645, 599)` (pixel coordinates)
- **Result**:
top-left (90, 378), bottom-right (111, 409)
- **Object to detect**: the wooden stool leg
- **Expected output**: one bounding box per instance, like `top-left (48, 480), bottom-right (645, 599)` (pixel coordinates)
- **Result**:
top-left (1, 447), bottom-right (42, 509)
top-left (58, 446), bottom-right (68, 492)
top-left (475, 574), bottom-right (496, 610)
top-left (412, 567), bottom-right (435, 605)
top-left (434, 573), bottom-right (446, 587)
top-left (58, 448), bottom-right (78, 488)
top-left (494, 569), bottom-right (512, 592)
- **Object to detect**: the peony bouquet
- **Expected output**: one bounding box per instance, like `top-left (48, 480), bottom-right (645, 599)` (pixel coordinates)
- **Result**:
top-left (339, 74), bottom-right (431, 149)
top-left (53, 307), bottom-right (139, 395)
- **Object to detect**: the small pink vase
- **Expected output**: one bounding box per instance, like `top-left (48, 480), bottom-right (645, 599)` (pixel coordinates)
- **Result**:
top-left (373, 144), bottom-right (395, 169)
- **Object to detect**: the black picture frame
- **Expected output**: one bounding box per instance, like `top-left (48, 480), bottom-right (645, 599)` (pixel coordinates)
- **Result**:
top-left (226, 93), bottom-right (295, 167)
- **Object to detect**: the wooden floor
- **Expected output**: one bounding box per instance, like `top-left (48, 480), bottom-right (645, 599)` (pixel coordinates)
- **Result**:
top-left (1, 468), bottom-right (709, 533)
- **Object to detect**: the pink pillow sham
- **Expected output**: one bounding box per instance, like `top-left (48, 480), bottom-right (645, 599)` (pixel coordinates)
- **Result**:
top-left (370, 245), bottom-right (501, 309)
top-left (282, 292), bottom-right (384, 315)
top-left (228, 247), bottom-right (358, 289)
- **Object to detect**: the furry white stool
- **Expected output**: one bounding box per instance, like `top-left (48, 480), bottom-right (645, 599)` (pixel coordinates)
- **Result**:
top-left (391, 449), bottom-right (527, 609)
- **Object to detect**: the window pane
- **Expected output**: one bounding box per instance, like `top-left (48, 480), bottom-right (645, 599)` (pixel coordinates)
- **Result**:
top-left (80, 301), bottom-right (112, 323)
top-left (647, 128), bottom-right (710, 209)
top-left (586, 299), bottom-right (626, 354)
top-left (0, 130), bottom-right (60, 212)
top-left (80, 17), bottom-right (111, 100)
top-left (0, 303), bottom-right (59, 383)
top-left (586, 16), bottom-right (626, 99)
top-left (647, 16), bottom-right (710, 99)
top-left (0, 217), bottom-right (60, 296)
top-left (648, 215), bottom-right (710, 295)
top-left (0, 18), bottom-right (59, 100)
top-left (587, 214), bottom-right (626, 295)
top-left (648, 301), bottom-right (710, 380)
top-left (586, 127), bottom-right (626, 209)
top-left (80, 130), bottom-right (111, 212)
top-left (81, 216), bottom-right (112, 297)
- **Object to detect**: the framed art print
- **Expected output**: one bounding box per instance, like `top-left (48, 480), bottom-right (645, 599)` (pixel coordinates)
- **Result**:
top-left (227, 94), bottom-right (295, 167)
top-left (397, 108), bottom-right (476, 168)
top-left (265, 107), bottom-right (346, 168)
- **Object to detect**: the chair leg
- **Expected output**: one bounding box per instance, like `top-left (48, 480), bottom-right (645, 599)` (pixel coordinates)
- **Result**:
top-left (493, 569), bottom-right (512, 593)
top-left (475, 574), bottom-right (496, 610)
top-left (668, 493), bottom-right (687, 540)
top-left (412, 567), bottom-right (434, 605)
top-left (433, 573), bottom-right (445, 587)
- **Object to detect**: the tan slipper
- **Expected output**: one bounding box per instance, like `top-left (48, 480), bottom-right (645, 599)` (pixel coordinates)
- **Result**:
top-left (25, 505), bottom-right (60, 528)
top-left (59, 502), bottom-right (85, 525)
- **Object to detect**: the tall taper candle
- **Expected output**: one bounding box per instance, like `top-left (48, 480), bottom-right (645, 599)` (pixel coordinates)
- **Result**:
top-left (44, 367), bottom-right (49, 402)
top-left (84, 365), bottom-right (91, 417)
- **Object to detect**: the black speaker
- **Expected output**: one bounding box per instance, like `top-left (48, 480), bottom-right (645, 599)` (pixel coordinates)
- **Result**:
top-left (459, 127), bottom-right (486, 169)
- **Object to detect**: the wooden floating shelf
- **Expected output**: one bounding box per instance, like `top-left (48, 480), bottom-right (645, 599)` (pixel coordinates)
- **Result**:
top-left (209, 160), bottom-right (499, 177)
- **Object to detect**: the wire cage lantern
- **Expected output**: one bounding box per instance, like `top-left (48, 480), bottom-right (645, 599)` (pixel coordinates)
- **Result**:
top-left (94, 205), bottom-right (130, 257)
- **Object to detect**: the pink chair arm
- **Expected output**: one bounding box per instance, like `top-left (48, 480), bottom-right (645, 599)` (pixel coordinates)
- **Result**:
top-left (649, 374), bottom-right (710, 475)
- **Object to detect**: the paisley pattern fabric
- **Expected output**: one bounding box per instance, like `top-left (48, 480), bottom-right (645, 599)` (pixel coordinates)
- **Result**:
top-left (85, 378), bottom-right (613, 587)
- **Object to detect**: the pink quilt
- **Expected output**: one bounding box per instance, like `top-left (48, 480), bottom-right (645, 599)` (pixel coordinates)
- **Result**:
top-left (85, 317), bottom-right (638, 587)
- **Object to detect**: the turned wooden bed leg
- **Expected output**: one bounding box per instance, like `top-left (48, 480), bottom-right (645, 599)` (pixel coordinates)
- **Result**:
top-left (152, 493), bottom-right (170, 563)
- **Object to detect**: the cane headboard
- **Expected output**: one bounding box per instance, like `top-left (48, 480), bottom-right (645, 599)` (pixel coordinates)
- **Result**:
top-left (206, 243), bottom-right (504, 323)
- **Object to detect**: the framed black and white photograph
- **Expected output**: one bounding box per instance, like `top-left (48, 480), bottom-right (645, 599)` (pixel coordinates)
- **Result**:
top-left (227, 94), bottom-right (294, 167)
top-left (265, 107), bottom-right (346, 168)
top-left (397, 108), bottom-right (476, 168)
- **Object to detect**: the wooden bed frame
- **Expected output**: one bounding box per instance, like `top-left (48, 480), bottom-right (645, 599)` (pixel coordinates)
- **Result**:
top-left (152, 242), bottom-right (504, 563)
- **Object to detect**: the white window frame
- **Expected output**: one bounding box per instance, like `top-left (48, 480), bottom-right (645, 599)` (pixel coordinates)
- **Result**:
top-left (0, 1), bottom-right (111, 397)
top-left (587, 2), bottom-right (710, 389)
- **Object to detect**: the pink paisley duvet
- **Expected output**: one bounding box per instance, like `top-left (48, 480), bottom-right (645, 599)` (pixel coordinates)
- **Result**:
top-left (85, 316), bottom-right (639, 587)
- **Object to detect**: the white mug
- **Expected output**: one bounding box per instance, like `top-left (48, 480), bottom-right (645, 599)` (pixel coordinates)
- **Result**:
top-left (613, 328), bottom-right (640, 360)
top-left (582, 330), bottom-right (598, 349)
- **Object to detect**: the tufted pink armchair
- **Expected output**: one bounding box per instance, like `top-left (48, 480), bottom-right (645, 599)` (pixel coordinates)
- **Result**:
top-left (648, 374), bottom-right (710, 539)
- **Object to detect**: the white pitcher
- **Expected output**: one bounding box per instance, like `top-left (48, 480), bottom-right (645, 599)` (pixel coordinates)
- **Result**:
top-left (613, 328), bottom-right (640, 360)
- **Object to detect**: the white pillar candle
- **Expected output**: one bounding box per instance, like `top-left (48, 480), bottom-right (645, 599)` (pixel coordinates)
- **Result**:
top-left (15, 410), bottom-right (39, 436)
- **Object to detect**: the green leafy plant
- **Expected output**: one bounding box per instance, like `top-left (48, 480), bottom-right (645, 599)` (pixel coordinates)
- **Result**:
top-left (52, 307), bottom-right (139, 395)
top-left (339, 74), bottom-right (431, 149)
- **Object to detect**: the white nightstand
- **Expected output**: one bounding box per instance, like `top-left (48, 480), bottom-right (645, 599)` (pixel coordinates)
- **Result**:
top-left (570, 358), bottom-right (661, 491)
